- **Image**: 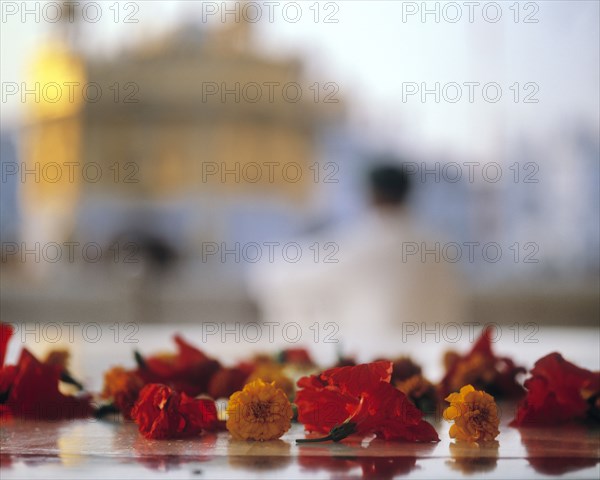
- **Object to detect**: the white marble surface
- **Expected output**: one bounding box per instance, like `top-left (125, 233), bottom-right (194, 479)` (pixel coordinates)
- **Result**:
top-left (1, 419), bottom-right (599, 479)
top-left (1, 325), bottom-right (599, 479)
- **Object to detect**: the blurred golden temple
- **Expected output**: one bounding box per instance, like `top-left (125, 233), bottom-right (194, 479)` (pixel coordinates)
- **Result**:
top-left (4, 2), bottom-right (597, 329)
top-left (5, 7), bottom-right (345, 325)
top-left (21, 12), bottom-right (342, 256)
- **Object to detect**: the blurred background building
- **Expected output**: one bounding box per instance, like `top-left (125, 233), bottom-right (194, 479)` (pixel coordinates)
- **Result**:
top-left (1, 1), bottom-right (598, 328)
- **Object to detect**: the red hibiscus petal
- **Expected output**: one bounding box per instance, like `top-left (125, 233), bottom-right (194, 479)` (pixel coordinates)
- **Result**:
top-left (375, 419), bottom-right (440, 442)
top-left (0, 323), bottom-right (13, 368)
top-left (131, 383), bottom-right (218, 439)
top-left (471, 326), bottom-right (495, 357)
top-left (0, 365), bottom-right (17, 395)
top-left (297, 373), bottom-right (328, 390)
top-left (440, 327), bottom-right (524, 398)
top-left (296, 383), bottom-right (355, 433)
top-left (355, 383), bottom-right (439, 442)
top-left (320, 360), bottom-right (393, 397)
top-left (174, 335), bottom-right (211, 364)
top-left (179, 394), bottom-right (219, 431)
top-left (138, 335), bottom-right (221, 396)
top-left (531, 353), bottom-right (596, 395)
top-left (512, 353), bottom-right (599, 426)
top-left (6, 349), bottom-right (91, 419)
top-left (280, 348), bottom-right (314, 364)
top-left (296, 362), bottom-right (438, 443)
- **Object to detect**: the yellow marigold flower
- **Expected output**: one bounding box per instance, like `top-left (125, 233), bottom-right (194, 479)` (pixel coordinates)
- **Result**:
top-left (226, 379), bottom-right (293, 441)
top-left (443, 384), bottom-right (499, 444)
top-left (246, 364), bottom-right (295, 399)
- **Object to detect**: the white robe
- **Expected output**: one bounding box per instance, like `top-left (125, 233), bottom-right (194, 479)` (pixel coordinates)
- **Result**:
top-left (248, 209), bottom-right (466, 358)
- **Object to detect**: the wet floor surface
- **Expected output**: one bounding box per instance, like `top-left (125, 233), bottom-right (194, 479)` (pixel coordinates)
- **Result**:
top-left (1, 417), bottom-right (599, 479)
top-left (1, 325), bottom-right (599, 479)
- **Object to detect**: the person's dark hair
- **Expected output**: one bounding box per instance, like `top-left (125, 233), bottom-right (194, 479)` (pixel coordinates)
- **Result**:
top-left (368, 164), bottom-right (412, 206)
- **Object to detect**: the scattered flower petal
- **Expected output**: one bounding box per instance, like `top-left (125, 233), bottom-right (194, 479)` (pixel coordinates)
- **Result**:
top-left (131, 383), bottom-right (218, 439)
top-left (135, 335), bottom-right (221, 397)
top-left (441, 327), bottom-right (525, 399)
top-left (511, 352), bottom-right (600, 426)
top-left (296, 361), bottom-right (439, 443)
top-left (102, 366), bottom-right (145, 419)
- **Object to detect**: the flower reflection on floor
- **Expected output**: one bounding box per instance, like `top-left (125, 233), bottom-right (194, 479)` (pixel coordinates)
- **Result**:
top-left (446, 440), bottom-right (499, 475)
top-left (297, 439), bottom-right (436, 479)
top-left (518, 425), bottom-right (600, 475)
top-left (228, 439), bottom-right (292, 472)
top-left (130, 431), bottom-right (217, 473)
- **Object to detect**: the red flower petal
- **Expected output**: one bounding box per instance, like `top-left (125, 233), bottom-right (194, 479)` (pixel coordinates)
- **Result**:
top-left (5, 349), bottom-right (91, 420)
top-left (173, 335), bottom-right (211, 364)
top-left (280, 348), bottom-right (314, 365)
top-left (295, 381), bottom-right (356, 433)
top-left (0, 323), bottom-right (13, 368)
top-left (511, 353), bottom-right (599, 426)
top-left (471, 326), bottom-right (494, 357)
top-left (320, 360), bottom-right (393, 397)
top-left (351, 383), bottom-right (438, 442)
top-left (440, 327), bottom-right (525, 398)
top-left (137, 335), bottom-right (221, 396)
top-left (0, 365), bottom-right (17, 396)
top-left (131, 383), bottom-right (218, 439)
top-left (296, 362), bottom-right (438, 443)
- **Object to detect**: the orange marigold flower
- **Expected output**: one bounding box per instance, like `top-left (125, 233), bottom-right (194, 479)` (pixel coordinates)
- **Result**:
top-left (388, 356), bottom-right (423, 383)
top-left (443, 385), bottom-right (499, 444)
top-left (208, 366), bottom-right (251, 400)
top-left (396, 374), bottom-right (438, 413)
top-left (246, 364), bottom-right (294, 399)
top-left (226, 379), bottom-right (293, 441)
top-left (43, 350), bottom-right (70, 368)
top-left (449, 353), bottom-right (496, 391)
top-left (440, 327), bottom-right (525, 399)
top-left (102, 366), bottom-right (145, 419)
top-left (397, 374), bottom-right (430, 397)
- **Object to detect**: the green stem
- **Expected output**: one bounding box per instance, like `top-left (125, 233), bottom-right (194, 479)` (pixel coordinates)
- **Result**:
top-left (60, 369), bottom-right (84, 390)
top-left (134, 350), bottom-right (147, 369)
top-left (297, 421), bottom-right (357, 443)
top-left (94, 403), bottom-right (120, 419)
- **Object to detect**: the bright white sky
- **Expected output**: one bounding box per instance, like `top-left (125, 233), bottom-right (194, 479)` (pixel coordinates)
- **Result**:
top-left (1, 0), bottom-right (598, 158)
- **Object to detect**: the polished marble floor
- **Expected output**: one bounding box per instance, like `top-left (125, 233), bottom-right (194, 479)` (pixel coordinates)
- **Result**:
top-left (1, 417), bottom-right (599, 479)
top-left (1, 325), bottom-right (599, 479)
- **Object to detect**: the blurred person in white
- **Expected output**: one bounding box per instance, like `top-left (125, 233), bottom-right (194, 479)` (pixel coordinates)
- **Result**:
top-left (248, 162), bottom-right (466, 356)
